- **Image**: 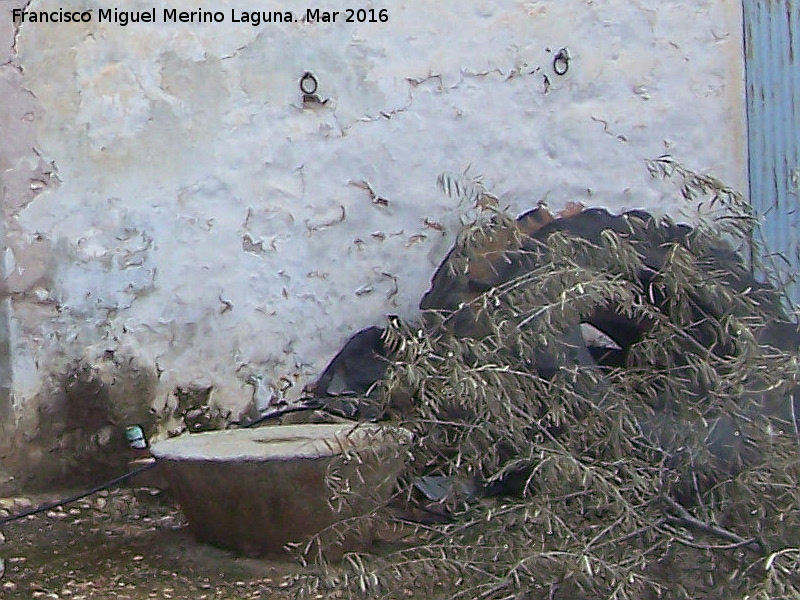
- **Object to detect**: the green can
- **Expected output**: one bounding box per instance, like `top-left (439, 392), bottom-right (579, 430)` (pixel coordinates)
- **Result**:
top-left (125, 425), bottom-right (147, 450)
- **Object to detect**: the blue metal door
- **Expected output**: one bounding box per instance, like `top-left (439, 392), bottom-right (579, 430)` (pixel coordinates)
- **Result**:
top-left (743, 0), bottom-right (800, 306)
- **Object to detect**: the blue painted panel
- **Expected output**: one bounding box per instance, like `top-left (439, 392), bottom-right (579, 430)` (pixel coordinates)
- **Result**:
top-left (743, 0), bottom-right (800, 305)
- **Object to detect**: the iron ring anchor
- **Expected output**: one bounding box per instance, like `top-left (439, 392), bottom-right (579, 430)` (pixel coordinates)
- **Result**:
top-left (300, 71), bottom-right (328, 106)
top-left (553, 47), bottom-right (570, 76)
top-left (300, 71), bottom-right (318, 95)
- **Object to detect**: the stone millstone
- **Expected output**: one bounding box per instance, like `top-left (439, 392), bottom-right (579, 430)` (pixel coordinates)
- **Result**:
top-left (150, 423), bottom-right (411, 558)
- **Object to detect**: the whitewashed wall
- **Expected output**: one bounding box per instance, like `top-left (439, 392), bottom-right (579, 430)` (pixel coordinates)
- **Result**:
top-left (1, 0), bottom-right (746, 442)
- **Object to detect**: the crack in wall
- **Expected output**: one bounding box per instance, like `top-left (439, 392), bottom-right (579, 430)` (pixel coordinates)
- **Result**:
top-left (591, 115), bottom-right (630, 142)
top-left (11, 0), bottom-right (34, 56)
top-left (348, 52), bottom-right (564, 132)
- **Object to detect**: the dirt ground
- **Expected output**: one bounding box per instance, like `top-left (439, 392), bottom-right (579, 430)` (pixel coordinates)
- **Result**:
top-left (0, 486), bottom-right (329, 600)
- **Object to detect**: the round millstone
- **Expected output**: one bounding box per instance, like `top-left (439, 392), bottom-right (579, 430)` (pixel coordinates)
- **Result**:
top-left (151, 423), bottom-right (411, 558)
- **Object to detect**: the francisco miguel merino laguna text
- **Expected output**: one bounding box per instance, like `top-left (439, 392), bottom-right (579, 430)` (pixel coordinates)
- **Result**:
top-left (12, 7), bottom-right (389, 26)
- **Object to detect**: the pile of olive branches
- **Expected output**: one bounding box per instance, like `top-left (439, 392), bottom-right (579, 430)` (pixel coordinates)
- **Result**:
top-left (297, 160), bottom-right (800, 600)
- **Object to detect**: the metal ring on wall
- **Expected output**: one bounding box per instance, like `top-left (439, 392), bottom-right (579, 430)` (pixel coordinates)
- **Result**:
top-left (553, 48), bottom-right (570, 76)
top-left (300, 72), bottom-right (318, 95)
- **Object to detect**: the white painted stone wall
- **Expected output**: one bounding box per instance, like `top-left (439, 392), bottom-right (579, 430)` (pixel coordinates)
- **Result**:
top-left (1, 0), bottom-right (746, 432)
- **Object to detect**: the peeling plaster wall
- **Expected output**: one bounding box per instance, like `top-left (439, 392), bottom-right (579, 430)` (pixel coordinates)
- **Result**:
top-left (1, 1), bottom-right (746, 443)
top-left (1, 0), bottom-right (43, 455)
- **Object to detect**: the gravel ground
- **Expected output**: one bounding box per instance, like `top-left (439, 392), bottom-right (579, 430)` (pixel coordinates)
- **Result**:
top-left (0, 487), bottom-right (325, 600)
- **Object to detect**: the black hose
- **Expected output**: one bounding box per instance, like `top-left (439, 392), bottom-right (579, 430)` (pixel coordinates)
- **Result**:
top-left (1, 400), bottom-right (322, 527)
top-left (0, 460), bottom-right (157, 525)
top-left (1, 399), bottom-right (322, 526)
